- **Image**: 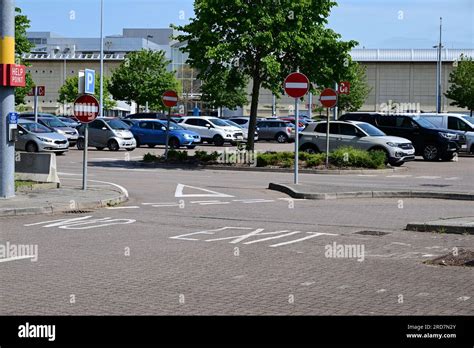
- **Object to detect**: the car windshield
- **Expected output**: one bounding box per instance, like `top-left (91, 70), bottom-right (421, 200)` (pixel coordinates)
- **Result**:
top-left (159, 122), bottom-right (184, 130)
top-left (357, 123), bottom-right (386, 136)
top-left (224, 120), bottom-right (243, 128)
top-left (462, 116), bottom-right (474, 127)
top-left (106, 119), bottom-right (129, 130)
top-left (20, 122), bottom-right (51, 133)
top-left (209, 118), bottom-right (230, 127)
top-left (412, 117), bottom-right (437, 129)
top-left (41, 118), bottom-right (67, 128)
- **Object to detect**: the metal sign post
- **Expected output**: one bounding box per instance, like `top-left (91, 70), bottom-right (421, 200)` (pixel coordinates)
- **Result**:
top-left (82, 124), bottom-right (88, 190)
top-left (165, 107), bottom-right (171, 160)
top-left (319, 88), bottom-right (338, 169)
top-left (161, 90), bottom-right (179, 160)
top-left (294, 98), bottom-right (299, 184)
top-left (33, 86), bottom-right (38, 124)
top-left (326, 108), bottom-right (330, 168)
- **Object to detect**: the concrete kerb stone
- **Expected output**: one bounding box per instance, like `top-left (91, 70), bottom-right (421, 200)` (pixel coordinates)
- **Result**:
top-left (406, 222), bottom-right (474, 235)
top-left (268, 183), bottom-right (474, 201)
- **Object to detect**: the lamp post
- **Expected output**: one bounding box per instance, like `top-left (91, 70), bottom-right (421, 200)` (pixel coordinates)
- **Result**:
top-left (99, 0), bottom-right (104, 117)
top-left (433, 17), bottom-right (443, 113)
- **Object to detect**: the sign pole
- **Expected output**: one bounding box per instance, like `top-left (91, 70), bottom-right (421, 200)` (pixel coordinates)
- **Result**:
top-left (165, 107), bottom-right (171, 160)
top-left (33, 86), bottom-right (39, 124)
top-left (82, 124), bottom-right (88, 190)
top-left (334, 82), bottom-right (338, 120)
top-left (294, 98), bottom-right (299, 184)
top-left (326, 108), bottom-right (330, 169)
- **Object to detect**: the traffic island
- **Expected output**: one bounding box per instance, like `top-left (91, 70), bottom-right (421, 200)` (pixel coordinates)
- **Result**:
top-left (0, 183), bottom-right (128, 217)
top-left (406, 217), bottom-right (474, 235)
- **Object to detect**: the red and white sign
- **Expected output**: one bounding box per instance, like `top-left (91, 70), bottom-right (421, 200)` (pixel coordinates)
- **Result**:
top-left (162, 90), bottom-right (178, 108)
top-left (74, 94), bottom-right (100, 123)
top-left (27, 86), bottom-right (45, 97)
top-left (0, 64), bottom-right (26, 87)
top-left (319, 88), bottom-right (338, 108)
top-left (338, 81), bottom-right (350, 95)
top-left (284, 72), bottom-right (310, 99)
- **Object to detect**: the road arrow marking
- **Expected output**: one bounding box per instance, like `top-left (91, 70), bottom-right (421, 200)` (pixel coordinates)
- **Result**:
top-left (175, 184), bottom-right (234, 198)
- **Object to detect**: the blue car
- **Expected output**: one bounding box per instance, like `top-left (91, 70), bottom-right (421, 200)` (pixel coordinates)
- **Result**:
top-left (129, 119), bottom-right (201, 149)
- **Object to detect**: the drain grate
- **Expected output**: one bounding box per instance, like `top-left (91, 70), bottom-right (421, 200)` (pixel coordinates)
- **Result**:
top-left (64, 210), bottom-right (93, 214)
top-left (355, 230), bottom-right (390, 236)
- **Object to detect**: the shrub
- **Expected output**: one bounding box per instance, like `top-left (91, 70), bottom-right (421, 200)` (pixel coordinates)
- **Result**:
top-left (329, 147), bottom-right (386, 169)
top-left (304, 153), bottom-right (325, 167)
top-left (167, 150), bottom-right (188, 161)
top-left (143, 152), bottom-right (159, 162)
top-left (194, 150), bottom-right (220, 162)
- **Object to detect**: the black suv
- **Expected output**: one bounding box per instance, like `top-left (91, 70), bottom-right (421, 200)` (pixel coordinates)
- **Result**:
top-left (339, 112), bottom-right (465, 161)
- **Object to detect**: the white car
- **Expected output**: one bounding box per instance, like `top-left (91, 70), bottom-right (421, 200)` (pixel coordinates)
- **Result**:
top-left (223, 119), bottom-right (258, 142)
top-left (179, 116), bottom-right (244, 146)
top-left (418, 113), bottom-right (474, 153)
top-left (299, 120), bottom-right (415, 166)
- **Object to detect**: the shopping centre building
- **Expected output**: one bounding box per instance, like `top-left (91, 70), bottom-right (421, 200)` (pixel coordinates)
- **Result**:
top-left (22, 29), bottom-right (474, 116)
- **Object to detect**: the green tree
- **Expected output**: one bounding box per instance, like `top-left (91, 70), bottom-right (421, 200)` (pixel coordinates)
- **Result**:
top-left (200, 69), bottom-right (248, 110)
top-left (175, 0), bottom-right (356, 149)
top-left (109, 49), bottom-right (180, 111)
top-left (337, 63), bottom-right (372, 113)
top-left (58, 75), bottom-right (116, 110)
top-left (14, 7), bottom-right (34, 106)
top-left (445, 56), bottom-right (474, 116)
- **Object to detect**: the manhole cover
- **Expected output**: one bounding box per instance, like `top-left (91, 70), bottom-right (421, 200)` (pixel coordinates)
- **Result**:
top-left (354, 230), bottom-right (390, 236)
top-left (419, 184), bottom-right (451, 188)
top-left (424, 249), bottom-right (474, 267)
top-left (64, 210), bottom-right (93, 214)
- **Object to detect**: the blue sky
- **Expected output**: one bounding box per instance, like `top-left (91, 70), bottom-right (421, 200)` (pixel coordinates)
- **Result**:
top-left (16, 0), bottom-right (473, 48)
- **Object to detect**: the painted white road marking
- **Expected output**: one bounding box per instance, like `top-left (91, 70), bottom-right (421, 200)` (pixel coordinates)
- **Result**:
top-left (444, 177), bottom-right (459, 180)
top-left (106, 206), bottom-right (140, 210)
top-left (386, 175), bottom-right (412, 178)
top-left (24, 216), bottom-right (135, 230)
top-left (269, 232), bottom-right (338, 248)
top-left (205, 230), bottom-right (290, 242)
top-left (0, 255), bottom-right (36, 263)
top-left (175, 184), bottom-right (234, 198)
top-left (170, 227), bottom-right (252, 241)
top-left (243, 231), bottom-right (302, 244)
top-left (416, 176), bottom-right (441, 179)
top-left (233, 199), bottom-right (275, 204)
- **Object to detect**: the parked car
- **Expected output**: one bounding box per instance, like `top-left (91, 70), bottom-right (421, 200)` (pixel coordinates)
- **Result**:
top-left (299, 120), bottom-right (415, 166)
top-left (58, 116), bottom-right (81, 128)
top-left (178, 116), bottom-right (243, 146)
top-left (129, 119), bottom-right (201, 149)
top-left (339, 112), bottom-right (465, 161)
top-left (20, 114), bottom-right (79, 146)
top-left (77, 118), bottom-right (136, 151)
top-left (255, 119), bottom-right (295, 143)
top-left (279, 117), bottom-right (308, 129)
top-left (418, 113), bottom-right (474, 153)
top-left (222, 119), bottom-right (258, 142)
top-left (16, 119), bottom-right (69, 154)
top-left (124, 112), bottom-right (167, 120)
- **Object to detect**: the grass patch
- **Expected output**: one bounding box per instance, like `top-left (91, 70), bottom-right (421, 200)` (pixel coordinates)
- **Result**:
top-left (15, 180), bottom-right (36, 190)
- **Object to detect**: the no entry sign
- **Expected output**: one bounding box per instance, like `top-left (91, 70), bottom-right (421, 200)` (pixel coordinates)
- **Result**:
top-left (284, 72), bottom-right (310, 99)
top-left (320, 88), bottom-right (338, 108)
top-left (162, 90), bottom-right (178, 108)
top-left (74, 94), bottom-right (100, 123)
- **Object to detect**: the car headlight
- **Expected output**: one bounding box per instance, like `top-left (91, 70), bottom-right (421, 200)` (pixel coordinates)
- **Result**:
top-left (184, 134), bottom-right (193, 139)
top-left (37, 137), bottom-right (52, 143)
top-left (439, 132), bottom-right (457, 139)
top-left (386, 142), bottom-right (398, 147)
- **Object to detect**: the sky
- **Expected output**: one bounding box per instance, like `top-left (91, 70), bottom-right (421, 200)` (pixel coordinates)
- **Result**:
top-left (15, 0), bottom-right (474, 49)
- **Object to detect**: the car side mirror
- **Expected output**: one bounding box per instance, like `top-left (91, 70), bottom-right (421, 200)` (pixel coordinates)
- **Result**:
top-left (205, 124), bottom-right (211, 129)
top-left (161, 126), bottom-right (166, 131)
top-left (18, 130), bottom-right (24, 135)
top-left (102, 127), bottom-right (107, 130)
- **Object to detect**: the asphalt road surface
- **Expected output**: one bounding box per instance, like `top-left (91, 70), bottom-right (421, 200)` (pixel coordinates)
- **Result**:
top-left (1, 144), bottom-right (473, 315)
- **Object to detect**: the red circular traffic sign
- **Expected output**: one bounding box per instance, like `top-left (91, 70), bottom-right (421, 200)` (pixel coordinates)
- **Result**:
top-left (319, 88), bottom-right (338, 108)
top-left (74, 94), bottom-right (100, 123)
top-left (284, 72), bottom-right (310, 98)
top-left (162, 90), bottom-right (178, 108)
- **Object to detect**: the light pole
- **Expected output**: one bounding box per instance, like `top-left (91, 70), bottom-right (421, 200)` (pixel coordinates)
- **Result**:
top-left (63, 47), bottom-right (70, 115)
top-left (433, 17), bottom-right (443, 113)
top-left (99, 0), bottom-right (104, 117)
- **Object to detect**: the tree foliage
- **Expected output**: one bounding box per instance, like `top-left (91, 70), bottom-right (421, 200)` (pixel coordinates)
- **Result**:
top-left (109, 49), bottom-right (180, 111)
top-left (175, 0), bottom-right (357, 149)
top-left (200, 69), bottom-right (248, 110)
top-left (337, 63), bottom-right (372, 113)
top-left (445, 56), bottom-right (474, 115)
top-left (14, 7), bottom-right (34, 105)
top-left (58, 75), bottom-right (116, 110)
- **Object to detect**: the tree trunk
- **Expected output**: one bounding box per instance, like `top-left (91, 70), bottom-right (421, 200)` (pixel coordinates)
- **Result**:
top-left (471, 109), bottom-right (472, 117)
top-left (247, 76), bottom-right (261, 151)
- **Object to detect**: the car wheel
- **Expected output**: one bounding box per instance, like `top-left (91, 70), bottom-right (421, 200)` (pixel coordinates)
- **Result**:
top-left (126, 148), bottom-right (135, 152)
top-left (108, 139), bottom-right (120, 151)
top-left (299, 144), bottom-right (320, 154)
top-left (186, 145), bottom-right (196, 149)
top-left (148, 144), bottom-right (156, 148)
top-left (25, 141), bottom-right (38, 153)
top-left (135, 138), bottom-right (141, 148)
top-left (96, 147), bottom-right (105, 151)
top-left (422, 144), bottom-right (440, 161)
top-left (213, 135), bottom-right (225, 146)
top-left (440, 152), bottom-right (456, 161)
top-left (77, 138), bottom-right (85, 150)
top-left (275, 133), bottom-right (289, 143)
top-left (169, 137), bottom-right (181, 149)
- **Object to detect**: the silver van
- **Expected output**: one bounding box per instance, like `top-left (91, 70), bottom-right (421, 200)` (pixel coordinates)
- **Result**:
top-left (77, 117), bottom-right (136, 151)
top-left (16, 119), bottom-right (69, 154)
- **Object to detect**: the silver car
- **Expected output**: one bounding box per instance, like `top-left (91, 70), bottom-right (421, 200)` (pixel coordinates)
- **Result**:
top-left (16, 119), bottom-right (69, 154)
top-left (20, 114), bottom-right (79, 146)
top-left (77, 117), bottom-right (136, 151)
top-left (256, 119), bottom-right (295, 143)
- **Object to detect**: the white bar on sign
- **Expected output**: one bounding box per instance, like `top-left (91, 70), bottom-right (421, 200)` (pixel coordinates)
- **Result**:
top-left (320, 96), bottom-right (337, 101)
top-left (285, 82), bottom-right (308, 89)
top-left (163, 96), bottom-right (178, 101)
